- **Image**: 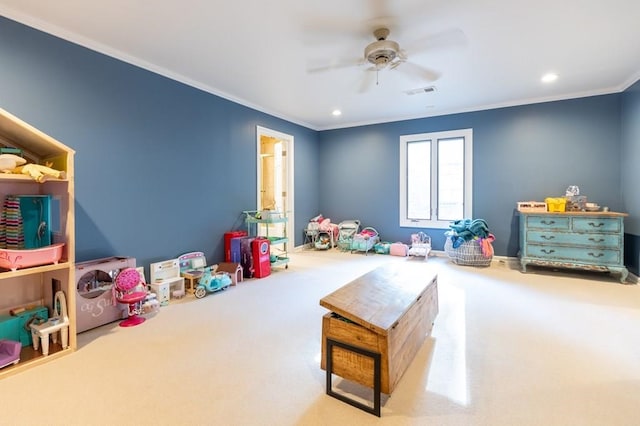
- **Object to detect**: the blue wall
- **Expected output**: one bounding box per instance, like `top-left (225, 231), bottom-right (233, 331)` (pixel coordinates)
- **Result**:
top-left (0, 17), bottom-right (320, 269)
top-left (1, 16), bottom-right (638, 271)
top-left (621, 80), bottom-right (640, 274)
top-left (318, 96), bottom-right (623, 257)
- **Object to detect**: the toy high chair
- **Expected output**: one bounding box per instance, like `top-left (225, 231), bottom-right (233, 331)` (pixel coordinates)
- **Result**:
top-left (30, 291), bottom-right (70, 356)
top-left (113, 267), bottom-right (147, 327)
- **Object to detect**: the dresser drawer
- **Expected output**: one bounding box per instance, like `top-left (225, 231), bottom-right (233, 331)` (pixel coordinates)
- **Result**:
top-left (525, 244), bottom-right (621, 265)
top-left (526, 231), bottom-right (621, 248)
top-left (572, 217), bottom-right (621, 233)
top-left (525, 216), bottom-right (570, 231)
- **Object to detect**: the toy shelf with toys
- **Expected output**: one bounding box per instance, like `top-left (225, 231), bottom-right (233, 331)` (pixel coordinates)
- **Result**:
top-left (243, 210), bottom-right (289, 270)
top-left (0, 107), bottom-right (76, 379)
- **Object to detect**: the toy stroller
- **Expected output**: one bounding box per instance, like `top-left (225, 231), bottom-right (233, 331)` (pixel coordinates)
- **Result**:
top-left (336, 220), bottom-right (360, 251)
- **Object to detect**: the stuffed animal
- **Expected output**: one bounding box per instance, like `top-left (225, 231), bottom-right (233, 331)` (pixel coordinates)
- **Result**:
top-left (0, 154), bottom-right (26, 172)
top-left (13, 163), bottom-right (66, 182)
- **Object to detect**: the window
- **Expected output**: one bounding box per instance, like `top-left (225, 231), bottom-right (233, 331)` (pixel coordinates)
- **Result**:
top-left (399, 129), bottom-right (473, 229)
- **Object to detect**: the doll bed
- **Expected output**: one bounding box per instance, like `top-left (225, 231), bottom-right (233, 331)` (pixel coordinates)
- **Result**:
top-left (408, 232), bottom-right (431, 259)
top-left (314, 231), bottom-right (333, 250)
top-left (351, 227), bottom-right (380, 255)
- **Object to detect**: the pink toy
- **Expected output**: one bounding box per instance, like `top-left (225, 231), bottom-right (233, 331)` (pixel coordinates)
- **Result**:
top-left (0, 339), bottom-right (21, 369)
top-left (0, 243), bottom-right (65, 271)
top-left (75, 257), bottom-right (135, 333)
top-left (113, 268), bottom-right (147, 327)
top-left (390, 242), bottom-right (409, 257)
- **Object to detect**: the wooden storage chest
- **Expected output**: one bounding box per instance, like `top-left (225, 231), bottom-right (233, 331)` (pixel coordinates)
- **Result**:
top-left (320, 262), bottom-right (438, 398)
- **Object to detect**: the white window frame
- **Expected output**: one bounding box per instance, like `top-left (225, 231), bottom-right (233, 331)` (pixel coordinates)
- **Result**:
top-left (399, 128), bottom-right (473, 229)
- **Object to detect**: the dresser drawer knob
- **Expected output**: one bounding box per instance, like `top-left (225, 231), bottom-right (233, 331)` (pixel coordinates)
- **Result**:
top-left (588, 252), bottom-right (604, 258)
top-left (541, 220), bottom-right (555, 225)
top-left (541, 249), bottom-right (555, 254)
top-left (588, 238), bottom-right (605, 243)
top-left (588, 222), bottom-right (604, 228)
top-left (541, 235), bottom-right (555, 240)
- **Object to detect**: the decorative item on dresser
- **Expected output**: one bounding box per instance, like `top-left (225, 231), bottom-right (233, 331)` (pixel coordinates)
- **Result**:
top-left (518, 211), bottom-right (629, 283)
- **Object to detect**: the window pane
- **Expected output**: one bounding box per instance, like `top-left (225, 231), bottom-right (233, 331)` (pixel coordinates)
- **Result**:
top-left (438, 138), bottom-right (464, 220)
top-left (407, 140), bottom-right (431, 219)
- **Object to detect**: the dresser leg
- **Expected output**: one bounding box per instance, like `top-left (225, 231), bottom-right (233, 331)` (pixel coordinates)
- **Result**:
top-left (618, 268), bottom-right (629, 284)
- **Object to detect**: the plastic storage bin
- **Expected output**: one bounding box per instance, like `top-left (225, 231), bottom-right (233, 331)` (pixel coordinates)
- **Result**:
top-left (545, 197), bottom-right (567, 212)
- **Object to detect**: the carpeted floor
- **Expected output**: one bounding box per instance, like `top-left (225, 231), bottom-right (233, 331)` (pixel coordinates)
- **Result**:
top-left (1, 250), bottom-right (639, 426)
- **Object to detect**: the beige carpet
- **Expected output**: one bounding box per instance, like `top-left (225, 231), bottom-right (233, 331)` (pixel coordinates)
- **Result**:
top-left (1, 250), bottom-right (639, 426)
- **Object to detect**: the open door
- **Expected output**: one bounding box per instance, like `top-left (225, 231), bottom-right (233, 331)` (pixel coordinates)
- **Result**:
top-left (256, 126), bottom-right (294, 249)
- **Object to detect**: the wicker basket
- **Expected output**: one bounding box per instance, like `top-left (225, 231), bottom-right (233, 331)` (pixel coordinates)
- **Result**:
top-left (444, 238), bottom-right (492, 267)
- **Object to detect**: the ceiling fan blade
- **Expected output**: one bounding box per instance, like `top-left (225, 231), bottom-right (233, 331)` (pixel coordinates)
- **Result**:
top-left (358, 69), bottom-right (378, 93)
top-left (389, 58), bottom-right (405, 70)
top-left (395, 61), bottom-right (441, 82)
top-left (307, 57), bottom-right (364, 74)
top-left (404, 28), bottom-right (468, 55)
top-left (301, 19), bottom-right (370, 46)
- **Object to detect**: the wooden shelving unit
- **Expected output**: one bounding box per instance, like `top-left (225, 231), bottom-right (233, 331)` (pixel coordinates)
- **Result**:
top-left (0, 108), bottom-right (76, 379)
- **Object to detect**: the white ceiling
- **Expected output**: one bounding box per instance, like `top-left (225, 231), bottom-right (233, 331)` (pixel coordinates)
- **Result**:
top-left (1, 0), bottom-right (639, 130)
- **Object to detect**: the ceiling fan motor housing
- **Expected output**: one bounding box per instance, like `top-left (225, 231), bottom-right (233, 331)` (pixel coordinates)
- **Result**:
top-left (364, 39), bottom-right (400, 68)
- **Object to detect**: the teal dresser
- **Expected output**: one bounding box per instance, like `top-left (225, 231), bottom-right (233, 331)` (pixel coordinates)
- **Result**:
top-left (518, 211), bottom-right (629, 283)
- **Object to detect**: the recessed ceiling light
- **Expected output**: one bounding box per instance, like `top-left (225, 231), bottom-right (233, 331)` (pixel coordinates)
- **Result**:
top-left (331, 109), bottom-right (342, 116)
top-left (541, 73), bottom-right (558, 83)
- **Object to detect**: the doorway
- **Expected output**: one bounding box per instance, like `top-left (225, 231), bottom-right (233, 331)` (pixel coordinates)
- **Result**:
top-left (256, 126), bottom-right (294, 249)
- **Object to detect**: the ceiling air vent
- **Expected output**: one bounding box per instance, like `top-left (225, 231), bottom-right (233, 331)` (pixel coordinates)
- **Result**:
top-left (404, 86), bottom-right (436, 96)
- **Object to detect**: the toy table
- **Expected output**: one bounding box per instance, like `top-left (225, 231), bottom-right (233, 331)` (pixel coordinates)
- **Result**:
top-left (182, 270), bottom-right (203, 293)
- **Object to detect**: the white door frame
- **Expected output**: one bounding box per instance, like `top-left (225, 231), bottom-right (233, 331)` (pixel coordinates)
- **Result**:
top-left (256, 125), bottom-right (295, 247)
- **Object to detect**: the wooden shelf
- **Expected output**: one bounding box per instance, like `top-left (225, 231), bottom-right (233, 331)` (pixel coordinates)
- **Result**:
top-left (0, 261), bottom-right (71, 279)
top-left (0, 174), bottom-right (68, 183)
top-left (0, 343), bottom-right (70, 380)
top-left (0, 107), bottom-right (76, 379)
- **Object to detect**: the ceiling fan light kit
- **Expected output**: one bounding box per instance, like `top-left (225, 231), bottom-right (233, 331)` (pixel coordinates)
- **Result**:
top-left (364, 28), bottom-right (401, 69)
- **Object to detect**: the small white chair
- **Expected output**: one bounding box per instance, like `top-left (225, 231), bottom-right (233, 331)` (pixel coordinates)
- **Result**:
top-left (30, 291), bottom-right (70, 356)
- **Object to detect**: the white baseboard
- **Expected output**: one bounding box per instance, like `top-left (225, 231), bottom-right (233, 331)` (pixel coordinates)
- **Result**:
top-left (294, 246), bottom-right (639, 283)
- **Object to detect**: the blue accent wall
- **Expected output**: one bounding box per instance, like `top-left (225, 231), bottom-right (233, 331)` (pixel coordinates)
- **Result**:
top-left (318, 96), bottom-right (623, 257)
top-left (621, 79), bottom-right (640, 274)
top-left (1, 16), bottom-right (638, 271)
top-left (0, 17), bottom-right (319, 268)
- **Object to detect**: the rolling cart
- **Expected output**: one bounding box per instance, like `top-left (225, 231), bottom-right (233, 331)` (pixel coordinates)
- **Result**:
top-left (243, 211), bottom-right (289, 270)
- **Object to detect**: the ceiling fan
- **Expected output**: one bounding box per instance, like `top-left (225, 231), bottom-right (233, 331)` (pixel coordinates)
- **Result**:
top-left (365, 27), bottom-right (402, 69)
top-left (308, 25), bottom-right (459, 91)
top-left (362, 27), bottom-right (441, 87)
